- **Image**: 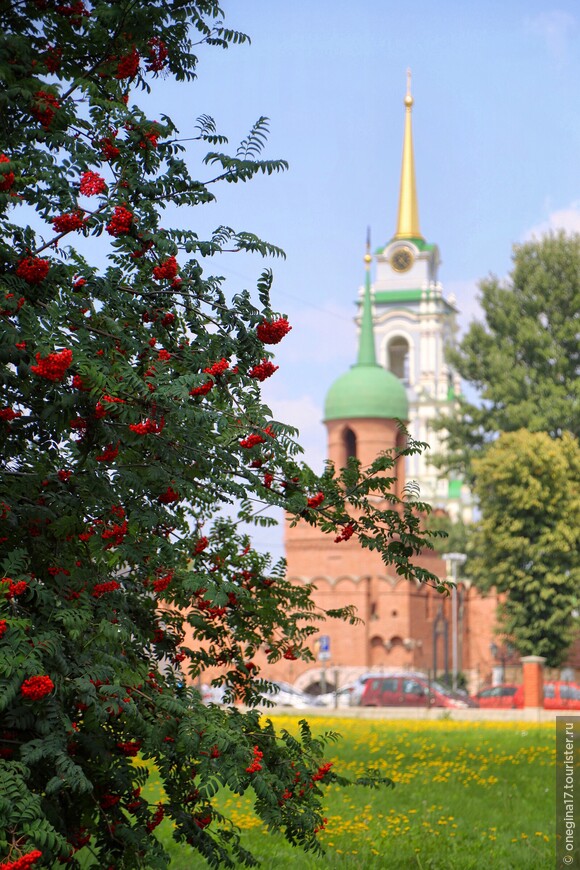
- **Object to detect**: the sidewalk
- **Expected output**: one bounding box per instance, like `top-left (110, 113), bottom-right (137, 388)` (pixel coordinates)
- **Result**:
top-left (257, 705), bottom-right (567, 723)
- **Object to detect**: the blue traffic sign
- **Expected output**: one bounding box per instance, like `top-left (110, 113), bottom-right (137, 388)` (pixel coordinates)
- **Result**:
top-left (318, 635), bottom-right (330, 660)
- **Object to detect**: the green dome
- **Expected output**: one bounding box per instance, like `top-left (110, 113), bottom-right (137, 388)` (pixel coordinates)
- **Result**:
top-left (324, 364), bottom-right (408, 421)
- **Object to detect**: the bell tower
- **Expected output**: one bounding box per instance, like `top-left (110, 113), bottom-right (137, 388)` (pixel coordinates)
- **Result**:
top-left (367, 73), bottom-right (470, 519)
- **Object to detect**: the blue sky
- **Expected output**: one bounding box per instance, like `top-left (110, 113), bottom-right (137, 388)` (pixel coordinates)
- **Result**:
top-left (147, 1), bottom-right (580, 556)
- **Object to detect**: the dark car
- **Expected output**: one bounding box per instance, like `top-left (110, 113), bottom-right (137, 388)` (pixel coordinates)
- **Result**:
top-left (360, 674), bottom-right (476, 708)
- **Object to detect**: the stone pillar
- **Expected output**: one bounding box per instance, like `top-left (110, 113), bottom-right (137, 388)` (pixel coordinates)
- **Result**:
top-left (520, 655), bottom-right (546, 708)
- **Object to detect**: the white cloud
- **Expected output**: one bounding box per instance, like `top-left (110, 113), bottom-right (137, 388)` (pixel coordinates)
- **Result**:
top-left (525, 11), bottom-right (577, 63)
top-left (523, 202), bottom-right (580, 240)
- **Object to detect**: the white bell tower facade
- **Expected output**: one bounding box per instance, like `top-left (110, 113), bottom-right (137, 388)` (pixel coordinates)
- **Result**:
top-left (363, 74), bottom-right (471, 520)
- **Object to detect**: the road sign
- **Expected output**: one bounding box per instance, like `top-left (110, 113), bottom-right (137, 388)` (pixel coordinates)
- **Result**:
top-left (318, 635), bottom-right (330, 661)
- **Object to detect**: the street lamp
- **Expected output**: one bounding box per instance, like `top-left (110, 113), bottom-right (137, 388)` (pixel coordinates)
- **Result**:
top-left (443, 552), bottom-right (467, 693)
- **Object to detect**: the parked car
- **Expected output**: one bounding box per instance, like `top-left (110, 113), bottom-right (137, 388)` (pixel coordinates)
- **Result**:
top-left (544, 681), bottom-right (580, 710)
top-left (258, 681), bottom-right (324, 709)
top-left (473, 681), bottom-right (580, 710)
top-left (317, 681), bottom-right (361, 708)
top-left (474, 684), bottom-right (523, 708)
top-left (347, 671), bottom-right (425, 707)
top-left (360, 674), bottom-right (476, 708)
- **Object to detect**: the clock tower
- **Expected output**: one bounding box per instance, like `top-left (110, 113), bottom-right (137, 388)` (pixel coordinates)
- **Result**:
top-left (364, 74), bottom-right (470, 519)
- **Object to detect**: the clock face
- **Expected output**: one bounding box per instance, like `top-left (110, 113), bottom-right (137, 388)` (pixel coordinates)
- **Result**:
top-left (390, 246), bottom-right (414, 273)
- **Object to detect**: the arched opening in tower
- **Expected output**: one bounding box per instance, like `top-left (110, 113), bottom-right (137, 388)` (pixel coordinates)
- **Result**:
top-left (343, 427), bottom-right (357, 463)
top-left (387, 337), bottom-right (410, 384)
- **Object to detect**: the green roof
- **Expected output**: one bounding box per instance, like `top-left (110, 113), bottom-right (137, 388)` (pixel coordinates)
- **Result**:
top-left (324, 256), bottom-right (409, 422)
top-left (324, 364), bottom-right (409, 421)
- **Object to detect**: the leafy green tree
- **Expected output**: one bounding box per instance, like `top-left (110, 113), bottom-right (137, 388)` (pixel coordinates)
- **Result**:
top-left (470, 430), bottom-right (580, 666)
top-left (435, 232), bottom-right (580, 481)
top-left (0, 3), bottom-right (441, 867)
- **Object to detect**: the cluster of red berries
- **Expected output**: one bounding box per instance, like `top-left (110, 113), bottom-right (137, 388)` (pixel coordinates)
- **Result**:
top-left (334, 522), bottom-right (355, 543)
top-left (147, 37), bottom-right (168, 72)
top-left (0, 620), bottom-right (7, 639)
top-left (32, 90), bottom-right (60, 128)
top-left (152, 255), bottom-right (178, 280)
top-left (158, 486), bottom-right (180, 504)
top-left (152, 571), bottom-right (173, 594)
top-left (249, 359), bottom-right (278, 381)
top-left (30, 349), bottom-right (73, 382)
top-left (0, 849), bottom-right (43, 870)
top-left (106, 206), bottom-right (133, 236)
top-left (245, 745), bottom-right (264, 774)
top-left (0, 154), bottom-right (14, 191)
top-left (101, 520), bottom-right (128, 547)
top-left (129, 417), bottom-right (165, 435)
top-left (0, 408), bottom-right (21, 422)
top-left (256, 317), bottom-right (291, 344)
top-left (193, 536), bottom-right (208, 555)
top-left (194, 813), bottom-right (212, 830)
top-left (204, 358), bottom-right (229, 377)
top-left (5, 579), bottom-right (27, 598)
top-left (115, 48), bottom-right (140, 80)
top-left (240, 432), bottom-right (266, 449)
top-left (312, 761), bottom-right (333, 782)
top-left (313, 817), bottom-right (328, 834)
top-left (283, 647), bottom-right (298, 660)
top-left (100, 137), bottom-right (120, 160)
top-left (79, 170), bottom-right (106, 196)
top-left (146, 803), bottom-right (165, 832)
top-left (116, 740), bottom-right (141, 757)
top-left (189, 381), bottom-right (213, 397)
top-left (44, 45), bottom-right (62, 73)
top-left (52, 210), bottom-right (86, 233)
top-left (101, 394), bottom-right (126, 405)
top-left (140, 130), bottom-right (159, 149)
top-left (96, 443), bottom-right (119, 462)
top-left (16, 257), bottom-right (50, 284)
top-left (55, 1), bottom-right (90, 26)
top-left (21, 675), bottom-right (54, 700)
top-left (99, 793), bottom-right (120, 810)
top-left (92, 580), bottom-right (120, 598)
top-left (307, 492), bottom-right (325, 509)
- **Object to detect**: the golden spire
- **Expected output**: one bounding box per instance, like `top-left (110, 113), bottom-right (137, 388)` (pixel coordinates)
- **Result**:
top-left (394, 69), bottom-right (423, 240)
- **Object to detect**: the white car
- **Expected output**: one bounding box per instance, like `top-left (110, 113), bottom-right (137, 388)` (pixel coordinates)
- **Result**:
top-left (317, 682), bottom-right (359, 708)
top-left (258, 681), bottom-right (324, 709)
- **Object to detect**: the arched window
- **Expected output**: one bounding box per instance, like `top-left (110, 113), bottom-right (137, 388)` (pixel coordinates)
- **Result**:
top-left (343, 427), bottom-right (357, 463)
top-left (387, 336), bottom-right (410, 384)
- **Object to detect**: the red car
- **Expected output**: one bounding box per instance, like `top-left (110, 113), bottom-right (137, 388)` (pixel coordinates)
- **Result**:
top-left (544, 681), bottom-right (580, 710)
top-left (474, 681), bottom-right (580, 709)
top-left (360, 674), bottom-right (476, 708)
top-left (475, 684), bottom-right (523, 708)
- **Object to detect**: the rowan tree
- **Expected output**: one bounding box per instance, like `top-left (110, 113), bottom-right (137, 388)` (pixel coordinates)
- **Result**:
top-left (0, 3), bottom-right (441, 867)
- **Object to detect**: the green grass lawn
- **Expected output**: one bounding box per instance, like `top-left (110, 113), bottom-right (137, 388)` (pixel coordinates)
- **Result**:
top-left (144, 716), bottom-right (554, 869)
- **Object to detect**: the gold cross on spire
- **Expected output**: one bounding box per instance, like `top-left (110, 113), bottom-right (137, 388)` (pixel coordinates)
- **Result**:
top-left (405, 67), bottom-right (414, 108)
